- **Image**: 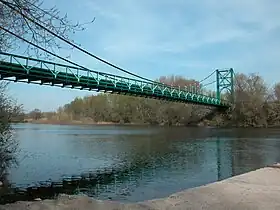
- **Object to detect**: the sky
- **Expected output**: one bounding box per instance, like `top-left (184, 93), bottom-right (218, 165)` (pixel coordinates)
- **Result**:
top-left (6, 0), bottom-right (280, 112)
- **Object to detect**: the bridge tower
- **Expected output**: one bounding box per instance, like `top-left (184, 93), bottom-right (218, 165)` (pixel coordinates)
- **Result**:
top-left (216, 68), bottom-right (234, 103)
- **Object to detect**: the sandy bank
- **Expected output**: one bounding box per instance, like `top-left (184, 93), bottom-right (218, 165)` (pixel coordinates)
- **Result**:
top-left (1, 164), bottom-right (280, 210)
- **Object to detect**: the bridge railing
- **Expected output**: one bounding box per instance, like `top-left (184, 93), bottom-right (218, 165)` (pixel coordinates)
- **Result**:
top-left (0, 52), bottom-right (230, 106)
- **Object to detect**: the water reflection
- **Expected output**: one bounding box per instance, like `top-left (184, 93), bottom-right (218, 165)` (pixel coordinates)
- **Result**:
top-left (3, 124), bottom-right (280, 203)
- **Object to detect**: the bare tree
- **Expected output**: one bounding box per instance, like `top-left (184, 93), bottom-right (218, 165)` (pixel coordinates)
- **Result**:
top-left (0, 0), bottom-right (94, 57)
top-left (273, 83), bottom-right (280, 101)
top-left (28, 108), bottom-right (42, 120)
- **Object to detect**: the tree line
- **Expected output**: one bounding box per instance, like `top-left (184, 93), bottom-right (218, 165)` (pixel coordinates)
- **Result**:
top-left (24, 73), bottom-right (280, 128)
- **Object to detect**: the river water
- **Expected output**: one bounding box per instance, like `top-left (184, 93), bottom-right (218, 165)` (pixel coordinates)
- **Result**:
top-left (6, 123), bottom-right (280, 202)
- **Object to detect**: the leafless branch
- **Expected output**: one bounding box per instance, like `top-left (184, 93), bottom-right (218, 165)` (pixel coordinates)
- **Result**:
top-left (0, 0), bottom-right (94, 58)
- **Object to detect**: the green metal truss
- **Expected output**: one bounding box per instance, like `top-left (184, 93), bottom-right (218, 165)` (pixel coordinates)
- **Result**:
top-left (0, 52), bottom-right (231, 108)
top-left (216, 69), bottom-right (234, 103)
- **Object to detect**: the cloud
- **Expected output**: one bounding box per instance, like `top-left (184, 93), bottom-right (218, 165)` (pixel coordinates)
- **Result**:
top-left (84, 0), bottom-right (280, 59)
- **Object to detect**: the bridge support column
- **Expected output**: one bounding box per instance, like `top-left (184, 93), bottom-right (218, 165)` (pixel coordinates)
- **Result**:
top-left (216, 68), bottom-right (234, 103)
top-left (216, 69), bottom-right (220, 101)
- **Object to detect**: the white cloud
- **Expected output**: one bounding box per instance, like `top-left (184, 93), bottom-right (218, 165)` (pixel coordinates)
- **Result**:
top-left (84, 0), bottom-right (280, 61)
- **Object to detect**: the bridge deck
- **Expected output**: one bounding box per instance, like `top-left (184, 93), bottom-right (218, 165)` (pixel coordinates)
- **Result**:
top-left (0, 53), bottom-right (230, 108)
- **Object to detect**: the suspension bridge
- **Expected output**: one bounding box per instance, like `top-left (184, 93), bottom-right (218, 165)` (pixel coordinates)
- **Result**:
top-left (0, 52), bottom-right (234, 108)
top-left (0, 0), bottom-right (234, 109)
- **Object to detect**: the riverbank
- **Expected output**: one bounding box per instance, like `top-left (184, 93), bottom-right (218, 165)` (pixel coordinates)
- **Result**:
top-left (1, 163), bottom-right (280, 210)
top-left (16, 118), bottom-right (203, 127)
top-left (17, 118), bottom-right (144, 126)
top-left (14, 119), bottom-right (280, 128)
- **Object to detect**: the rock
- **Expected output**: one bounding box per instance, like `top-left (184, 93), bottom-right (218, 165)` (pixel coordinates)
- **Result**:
top-left (34, 198), bottom-right (42, 201)
top-left (0, 181), bottom-right (3, 187)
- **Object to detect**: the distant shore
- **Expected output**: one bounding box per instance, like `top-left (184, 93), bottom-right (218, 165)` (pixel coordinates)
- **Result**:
top-left (12, 119), bottom-right (204, 127)
top-left (12, 119), bottom-right (280, 128)
top-left (13, 119), bottom-right (149, 126)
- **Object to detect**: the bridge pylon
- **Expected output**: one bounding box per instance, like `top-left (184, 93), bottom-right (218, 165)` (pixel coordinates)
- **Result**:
top-left (216, 68), bottom-right (234, 104)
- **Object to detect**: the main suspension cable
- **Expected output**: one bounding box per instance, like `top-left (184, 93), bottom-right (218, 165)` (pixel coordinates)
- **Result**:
top-left (1, 25), bottom-right (222, 101)
top-left (1, 26), bottom-right (177, 91)
top-left (201, 80), bottom-right (216, 87)
top-left (0, 25), bottom-right (102, 75)
top-left (199, 70), bottom-right (216, 83)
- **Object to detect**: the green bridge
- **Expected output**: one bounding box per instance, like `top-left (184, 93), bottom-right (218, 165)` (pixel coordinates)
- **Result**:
top-left (0, 52), bottom-right (234, 108)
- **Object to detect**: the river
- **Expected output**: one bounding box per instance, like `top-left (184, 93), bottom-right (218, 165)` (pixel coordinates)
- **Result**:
top-left (5, 123), bottom-right (280, 202)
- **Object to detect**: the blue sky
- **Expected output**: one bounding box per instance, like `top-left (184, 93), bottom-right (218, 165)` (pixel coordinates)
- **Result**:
top-left (6, 0), bottom-right (280, 112)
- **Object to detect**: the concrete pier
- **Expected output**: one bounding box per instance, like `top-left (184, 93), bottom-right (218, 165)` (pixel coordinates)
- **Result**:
top-left (1, 164), bottom-right (280, 210)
